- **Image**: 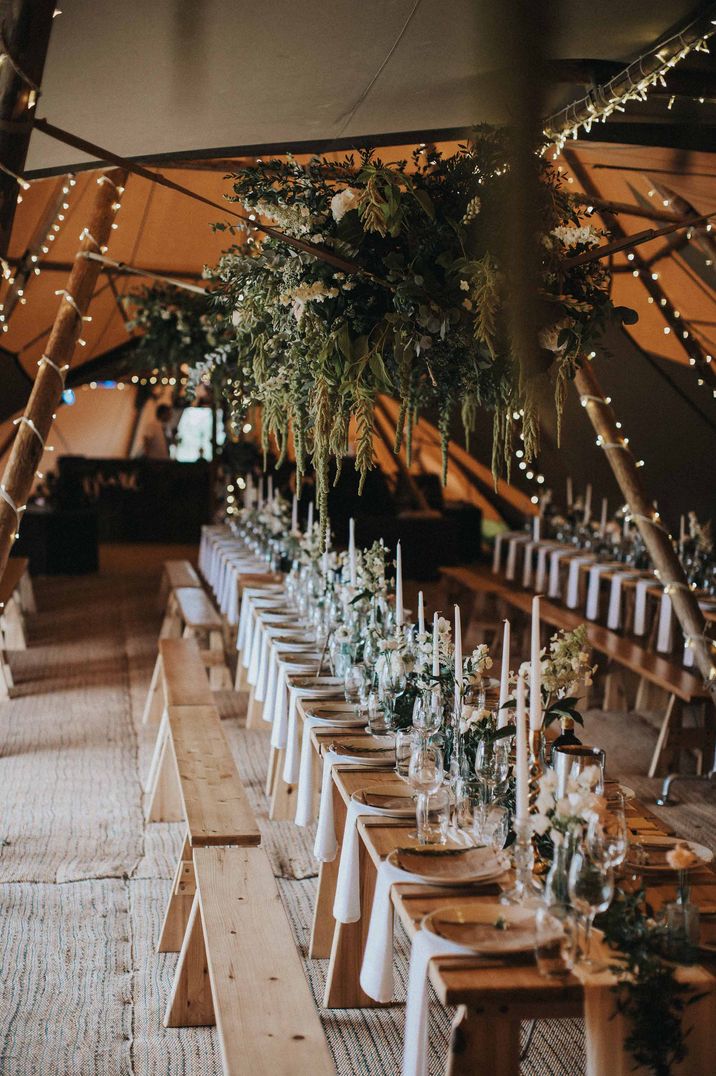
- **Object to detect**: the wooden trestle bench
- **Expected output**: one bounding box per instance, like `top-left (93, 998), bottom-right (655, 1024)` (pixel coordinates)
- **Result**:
top-left (145, 636), bottom-right (332, 1075)
top-left (442, 564), bottom-right (713, 777)
top-left (0, 557), bottom-right (33, 698)
top-left (158, 558), bottom-right (202, 627)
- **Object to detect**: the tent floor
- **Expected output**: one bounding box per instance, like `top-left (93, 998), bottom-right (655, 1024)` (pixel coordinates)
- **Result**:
top-left (0, 544), bottom-right (713, 1075)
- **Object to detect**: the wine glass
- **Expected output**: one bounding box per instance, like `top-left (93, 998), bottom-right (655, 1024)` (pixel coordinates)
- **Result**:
top-left (413, 688), bottom-right (442, 735)
top-left (408, 742), bottom-right (444, 845)
top-left (474, 738), bottom-right (510, 803)
top-left (568, 845), bottom-right (615, 971)
top-left (587, 794), bottom-right (627, 870)
top-left (344, 664), bottom-right (366, 717)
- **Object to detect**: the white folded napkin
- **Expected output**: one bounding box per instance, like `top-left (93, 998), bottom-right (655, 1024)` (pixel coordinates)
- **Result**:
top-left (566, 555), bottom-right (595, 608)
top-left (586, 564), bottom-right (611, 620)
top-left (656, 590), bottom-right (673, 653)
top-left (505, 535), bottom-right (528, 581)
top-left (522, 541), bottom-right (536, 588)
top-left (633, 578), bottom-right (652, 636)
top-left (313, 750), bottom-right (365, 861)
top-left (333, 798), bottom-right (391, 923)
top-left (402, 929), bottom-right (475, 1076)
top-left (283, 681), bottom-right (343, 783)
top-left (534, 543), bottom-right (555, 593)
top-left (548, 548), bottom-right (571, 598)
top-left (606, 572), bottom-right (637, 630)
top-left (360, 858), bottom-right (425, 1002)
top-left (492, 531), bottom-right (506, 574)
top-left (295, 716), bottom-right (324, 827)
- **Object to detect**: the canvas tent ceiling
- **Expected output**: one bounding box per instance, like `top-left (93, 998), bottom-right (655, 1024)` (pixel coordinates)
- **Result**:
top-left (0, 0), bottom-right (714, 524)
top-left (26, 0), bottom-right (707, 175)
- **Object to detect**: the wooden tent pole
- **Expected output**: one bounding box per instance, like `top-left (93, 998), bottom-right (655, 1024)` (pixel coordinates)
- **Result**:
top-left (0, 167), bottom-right (128, 579)
top-left (0, 0), bottom-right (56, 258)
top-left (573, 360), bottom-right (716, 700)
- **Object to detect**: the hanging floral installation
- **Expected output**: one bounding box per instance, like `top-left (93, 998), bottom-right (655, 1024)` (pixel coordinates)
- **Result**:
top-left (127, 128), bottom-right (631, 520)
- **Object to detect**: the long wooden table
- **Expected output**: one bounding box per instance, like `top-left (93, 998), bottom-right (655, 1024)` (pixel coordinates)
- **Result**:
top-left (300, 711), bottom-right (716, 1074)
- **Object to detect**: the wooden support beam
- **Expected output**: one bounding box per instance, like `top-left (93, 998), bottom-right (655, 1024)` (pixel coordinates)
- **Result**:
top-left (1, 175), bottom-right (71, 328)
top-left (0, 0), bottom-right (56, 257)
top-left (0, 168), bottom-right (128, 580)
top-left (570, 192), bottom-right (685, 225)
top-left (574, 360), bottom-right (716, 702)
top-left (564, 150), bottom-right (716, 393)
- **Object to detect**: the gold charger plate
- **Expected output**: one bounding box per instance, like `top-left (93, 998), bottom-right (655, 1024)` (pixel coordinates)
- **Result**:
top-left (353, 781), bottom-right (415, 815)
top-left (423, 902), bottom-right (556, 954)
top-left (626, 837), bottom-right (713, 873)
top-left (387, 846), bottom-right (509, 886)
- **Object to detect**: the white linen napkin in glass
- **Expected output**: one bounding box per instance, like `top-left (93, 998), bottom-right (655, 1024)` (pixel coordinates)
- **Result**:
top-left (402, 929), bottom-right (475, 1076)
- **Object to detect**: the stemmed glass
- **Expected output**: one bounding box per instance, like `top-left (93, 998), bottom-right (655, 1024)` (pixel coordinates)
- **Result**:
top-left (568, 844), bottom-right (615, 971)
top-left (344, 664), bottom-right (366, 718)
top-left (412, 688), bottom-right (442, 735)
top-left (378, 655), bottom-right (406, 731)
top-left (586, 794), bottom-right (628, 870)
top-left (408, 741), bottom-right (444, 845)
top-left (474, 737), bottom-right (510, 803)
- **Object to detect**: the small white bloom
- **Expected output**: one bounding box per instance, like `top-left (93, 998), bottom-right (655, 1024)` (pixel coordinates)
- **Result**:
top-left (330, 187), bottom-right (362, 222)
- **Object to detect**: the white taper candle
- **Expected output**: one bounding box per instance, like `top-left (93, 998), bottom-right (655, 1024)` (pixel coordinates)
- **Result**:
top-left (529, 594), bottom-right (542, 730)
top-left (432, 612), bottom-right (439, 677)
top-left (497, 619), bottom-right (511, 728)
top-left (418, 591), bottom-right (425, 635)
top-left (515, 671), bottom-right (529, 821)
top-left (395, 542), bottom-right (403, 627)
top-left (348, 518), bottom-right (356, 586)
top-left (454, 604), bottom-right (462, 713)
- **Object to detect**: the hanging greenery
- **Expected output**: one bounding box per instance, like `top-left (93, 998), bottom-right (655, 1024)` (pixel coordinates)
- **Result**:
top-left (126, 129), bottom-right (631, 523)
top-left (123, 283), bottom-right (228, 374)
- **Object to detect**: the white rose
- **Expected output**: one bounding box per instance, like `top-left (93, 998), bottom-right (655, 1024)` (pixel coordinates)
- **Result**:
top-left (330, 187), bottom-right (362, 222)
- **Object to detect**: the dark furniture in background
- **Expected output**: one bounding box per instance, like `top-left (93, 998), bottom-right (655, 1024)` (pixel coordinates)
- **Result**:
top-left (56, 457), bottom-right (212, 544)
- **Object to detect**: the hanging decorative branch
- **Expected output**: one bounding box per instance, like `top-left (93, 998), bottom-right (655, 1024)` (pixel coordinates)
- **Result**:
top-left (128, 129), bottom-right (632, 527)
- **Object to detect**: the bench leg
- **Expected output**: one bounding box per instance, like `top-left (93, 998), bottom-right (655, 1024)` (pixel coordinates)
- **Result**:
top-left (142, 654), bottom-right (165, 726)
top-left (207, 630), bottom-right (228, 690)
top-left (159, 838), bottom-right (196, 952)
top-left (602, 662), bottom-right (628, 712)
top-left (245, 685), bottom-right (264, 730)
top-left (648, 694), bottom-right (680, 778)
top-left (265, 746), bottom-right (280, 798)
top-left (0, 650), bottom-right (12, 698)
top-left (323, 834), bottom-right (381, 1008)
top-left (147, 734), bottom-right (183, 823)
top-left (2, 597), bottom-right (26, 650)
top-left (159, 593), bottom-right (183, 640)
top-left (18, 570), bottom-right (36, 614)
top-left (269, 774), bottom-right (296, 822)
top-left (164, 892), bottom-right (215, 1028)
top-left (446, 1006), bottom-right (520, 1076)
top-left (145, 708), bottom-right (169, 793)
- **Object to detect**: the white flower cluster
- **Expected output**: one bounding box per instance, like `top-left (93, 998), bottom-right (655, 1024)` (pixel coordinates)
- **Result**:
top-left (550, 224), bottom-right (601, 249)
top-left (541, 625), bottom-right (595, 697)
top-left (464, 643), bottom-right (493, 687)
top-left (279, 280), bottom-right (341, 324)
top-left (532, 765), bottom-right (605, 839)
